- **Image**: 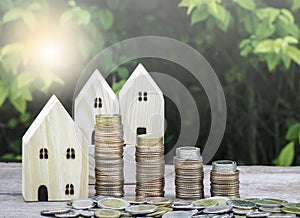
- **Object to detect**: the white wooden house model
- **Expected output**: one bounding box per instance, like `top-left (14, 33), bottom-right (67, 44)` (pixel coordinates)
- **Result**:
top-left (119, 63), bottom-right (165, 145)
top-left (22, 95), bottom-right (88, 201)
top-left (74, 69), bottom-right (119, 144)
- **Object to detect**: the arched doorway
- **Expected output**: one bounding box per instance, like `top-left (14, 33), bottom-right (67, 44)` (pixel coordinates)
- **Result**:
top-left (38, 185), bottom-right (48, 201)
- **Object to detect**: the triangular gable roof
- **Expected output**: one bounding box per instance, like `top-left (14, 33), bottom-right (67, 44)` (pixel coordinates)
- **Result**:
top-left (23, 95), bottom-right (76, 145)
top-left (75, 69), bottom-right (118, 109)
top-left (119, 63), bottom-right (162, 99)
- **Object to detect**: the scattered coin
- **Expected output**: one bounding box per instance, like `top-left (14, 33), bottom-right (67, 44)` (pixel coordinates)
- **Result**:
top-left (268, 213), bottom-right (297, 218)
top-left (227, 199), bottom-right (256, 210)
top-left (256, 199), bottom-right (282, 208)
top-left (232, 208), bottom-right (255, 215)
top-left (41, 208), bottom-right (71, 216)
top-left (246, 211), bottom-right (272, 218)
top-left (146, 207), bottom-right (173, 217)
top-left (209, 197), bottom-right (230, 206)
top-left (281, 207), bottom-right (300, 215)
top-left (55, 210), bottom-right (81, 218)
top-left (172, 201), bottom-right (194, 209)
top-left (162, 210), bottom-right (194, 218)
top-left (145, 197), bottom-right (172, 207)
top-left (72, 199), bottom-right (95, 210)
top-left (202, 205), bottom-right (233, 214)
top-left (281, 203), bottom-right (299, 208)
top-left (193, 198), bottom-right (219, 208)
top-left (78, 210), bottom-right (94, 217)
top-left (94, 209), bottom-right (121, 218)
top-left (125, 204), bottom-right (158, 215)
top-left (98, 197), bottom-right (129, 210)
top-left (259, 207), bottom-right (282, 213)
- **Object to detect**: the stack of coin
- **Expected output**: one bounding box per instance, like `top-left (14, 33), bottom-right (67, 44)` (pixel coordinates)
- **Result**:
top-left (174, 147), bottom-right (204, 200)
top-left (135, 135), bottom-right (165, 198)
top-left (210, 160), bottom-right (240, 198)
top-left (94, 115), bottom-right (124, 197)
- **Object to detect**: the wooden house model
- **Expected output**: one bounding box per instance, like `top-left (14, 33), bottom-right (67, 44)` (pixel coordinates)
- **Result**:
top-left (119, 63), bottom-right (165, 145)
top-left (74, 69), bottom-right (119, 144)
top-left (22, 95), bottom-right (88, 201)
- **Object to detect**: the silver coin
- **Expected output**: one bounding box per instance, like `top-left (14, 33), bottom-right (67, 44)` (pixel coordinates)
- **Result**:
top-left (246, 211), bottom-right (272, 218)
top-left (203, 205), bottom-right (233, 214)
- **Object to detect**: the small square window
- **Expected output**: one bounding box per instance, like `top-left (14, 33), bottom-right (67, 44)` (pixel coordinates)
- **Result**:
top-left (137, 127), bottom-right (147, 135)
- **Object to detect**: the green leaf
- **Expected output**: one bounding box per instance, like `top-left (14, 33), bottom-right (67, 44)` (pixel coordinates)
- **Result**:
top-left (284, 36), bottom-right (298, 44)
top-left (256, 8), bottom-right (279, 24)
top-left (273, 142), bottom-right (295, 166)
top-left (266, 53), bottom-right (280, 71)
top-left (284, 45), bottom-right (300, 66)
top-left (0, 82), bottom-right (8, 107)
top-left (8, 118), bottom-right (18, 128)
top-left (10, 96), bottom-right (26, 113)
top-left (233, 0), bottom-right (256, 11)
top-left (21, 11), bottom-right (36, 30)
top-left (2, 8), bottom-right (24, 23)
top-left (20, 112), bottom-right (31, 123)
top-left (191, 6), bottom-right (209, 25)
top-left (281, 9), bottom-right (294, 23)
top-left (281, 54), bottom-right (291, 69)
top-left (27, 3), bottom-right (42, 11)
top-left (178, 0), bottom-right (197, 15)
top-left (239, 39), bottom-right (251, 49)
top-left (240, 45), bottom-right (252, 57)
top-left (255, 20), bottom-right (275, 40)
top-left (78, 37), bottom-right (93, 60)
top-left (16, 72), bottom-right (35, 89)
top-left (285, 123), bottom-right (300, 140)
top-left (107, 0), bottom-right (120, 10)
top-left (292, 0), bottom-right (300, 11)
top-left (68, 0), bottom-right (76, 7)
top-left (99, 9), bottom-right (114, 30)
top-left (40, 73), bottom-right (64, 93)
top-left (253, 40), bottom-right (274, 54)
top-left (117, 67), bottom-right (129, 79)
top-left (60, 7), bottom-right (91, 26)
top-left (1, 43), bottom-right (24, 58)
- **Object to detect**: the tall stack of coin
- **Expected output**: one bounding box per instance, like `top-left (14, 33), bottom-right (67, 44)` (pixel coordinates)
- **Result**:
top-left (94, 115), bottom-right (124, 197)
top-left (210, 160), bottom-right (240, 198)
top-left (135, 135), bottom-right (165, 198)
top-left (174, 147), bottom-right (204, 200)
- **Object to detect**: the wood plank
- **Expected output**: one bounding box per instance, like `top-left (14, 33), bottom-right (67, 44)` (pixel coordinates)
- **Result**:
top-left (1, 163), bottom-right (300, 217)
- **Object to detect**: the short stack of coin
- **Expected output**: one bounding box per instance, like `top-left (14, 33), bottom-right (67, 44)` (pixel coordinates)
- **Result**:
top-left (135, 135), bottom-right (165, 198)
top-left (94, 115), bottom-right (124, 197)
top-left (210, 160), bottom-right (240, 198)
top-left (174, 147), bottom-right (204, 200)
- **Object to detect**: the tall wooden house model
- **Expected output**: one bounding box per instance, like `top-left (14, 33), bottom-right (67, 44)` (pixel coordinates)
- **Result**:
top-left (22, 95), bottom-right (88, 201)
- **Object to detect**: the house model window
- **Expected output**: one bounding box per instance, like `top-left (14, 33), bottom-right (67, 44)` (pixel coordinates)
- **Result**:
top-left (94, 97), bottom-right (102, 108)
top-left (39, 148), bottom-right (48, 159)
top-left (66, 148), bottom-right (75, 159)
top-left (138, 92), bottom-right (148, 102)
top-left (65, 184), bottom-right (74, 195)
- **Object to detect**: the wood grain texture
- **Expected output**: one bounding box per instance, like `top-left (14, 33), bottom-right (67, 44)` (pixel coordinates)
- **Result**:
top-left (1, 163), bottom-right (300, 217)
top-left (74, 69), bottom-right (119, 144)
top-left (22, 95), bottom-right (89, 201)
top-left (119, 63), bottom-right (164, 145)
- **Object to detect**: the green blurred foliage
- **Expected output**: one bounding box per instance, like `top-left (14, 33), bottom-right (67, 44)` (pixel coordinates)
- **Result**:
top-left (0, 0), bottom-right (299, 165)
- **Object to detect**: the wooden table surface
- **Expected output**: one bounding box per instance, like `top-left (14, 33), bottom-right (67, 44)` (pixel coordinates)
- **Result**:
top-left (1, 162), bottom-right (300, 218)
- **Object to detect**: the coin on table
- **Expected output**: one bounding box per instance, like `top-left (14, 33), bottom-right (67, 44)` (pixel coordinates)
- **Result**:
top-left (192, 198), bottom-right (219, 208)
top-left (145, 197), bottom-right (173, 206)
top-left (55, 210), bottom-right (81, 218)
top-left (77, 210), bottom-right (94, 217)
top-left (72, 199), bottom-right (95, 210)
top-left (202, 205), bottom-right (233, 214)
top-left (94, 209), bottom-right (121, 218)
top-left (227, 199), bottom-right (256, 210)
top-left (162, 211), bottom-right (194, 218)
top-left (146, 207), bottom-right (173, 217)
top-left (246, 211), bottom-right (271, 218)
top-left (259, 207), bottom-right (282, 213)
top-left (281, 202), bottom-right (299, 208)
top-left (232, 208), bottom-right (254, 215)
top-left (209, 197), bottom-right (230, 206)
top-left (281, 207), bottom-right (300, 215)
top-left (125, 204), bottom-right (158, 215)
top-left (255, 199), bottom-right (282, 208)
top-left (172, 201), bottom-right (194, 209)
top-left (268, 213), bottom-right (297, 218)
top-left (262, 198), bottom-right (287, 203)
top-left (41, 208), bottom-right (71, 216)
top-left (98, 197), bottom-right (129, 210)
